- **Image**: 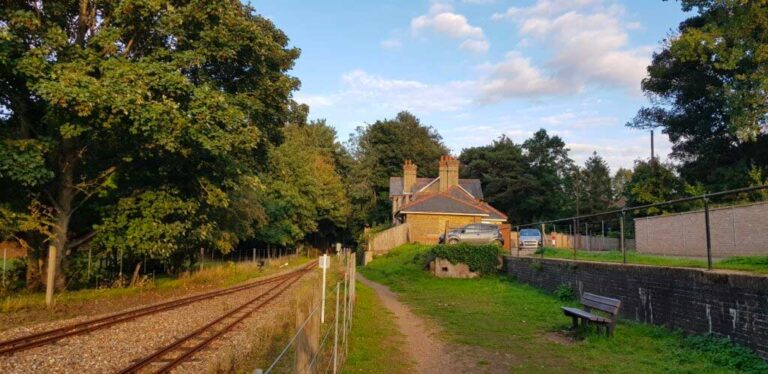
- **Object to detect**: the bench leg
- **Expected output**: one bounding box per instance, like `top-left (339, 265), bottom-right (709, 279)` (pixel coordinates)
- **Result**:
top-left (571, 316), bottom-right (578, 330)
top-left (607, 324), bottom-right (614, 337)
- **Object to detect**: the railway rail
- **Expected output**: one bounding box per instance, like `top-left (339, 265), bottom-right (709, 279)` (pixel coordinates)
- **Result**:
top-left (118, 264), bottom-right (311, 373)
top-left (0, 261), bottom-right (316, 356)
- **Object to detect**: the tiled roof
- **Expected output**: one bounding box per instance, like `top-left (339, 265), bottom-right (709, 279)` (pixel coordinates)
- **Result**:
top-left (398, 186), bottom-right (507, 221)
top-left (389, 177), bottom-right (484, 200)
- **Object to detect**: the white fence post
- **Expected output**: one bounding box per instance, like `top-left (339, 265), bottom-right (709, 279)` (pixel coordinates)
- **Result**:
top-left (320, 254), bottom-right (328, 323)
top-left (333, 282), bottom-right (340, 374)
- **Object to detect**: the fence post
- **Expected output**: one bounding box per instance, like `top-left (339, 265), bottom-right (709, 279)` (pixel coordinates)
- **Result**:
top-left (3, 245), bottom-right (7, 286)
top-left (704, 198), bottom-right (712, 270)
top-left (620, 210), bottom-right (626, 264)
top-left (321, 254), bottom-right (328, 323)
top-left (333, 282), bottom-right (340, 374)
top-left (601, 220), bottom-right (605, 251)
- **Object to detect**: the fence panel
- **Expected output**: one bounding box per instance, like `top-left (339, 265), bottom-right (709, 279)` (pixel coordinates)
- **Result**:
top-left (368, 223), bottom-right (410, 256)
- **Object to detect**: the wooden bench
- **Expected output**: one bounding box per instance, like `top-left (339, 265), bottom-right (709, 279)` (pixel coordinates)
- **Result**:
top-left (561, 292), bottom-right (621, 336)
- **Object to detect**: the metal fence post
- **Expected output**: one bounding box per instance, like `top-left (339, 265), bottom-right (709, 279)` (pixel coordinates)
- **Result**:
top-left (704, 198), bottom-right (712, 270)
top-left (2, 245), bottom-right (7, 286)
top-left (333, 282), bottom-right (340, 374)
top-left (601, 220), bottom-right (605, 251)
top-left (620, 210), bottom-right (626, 264)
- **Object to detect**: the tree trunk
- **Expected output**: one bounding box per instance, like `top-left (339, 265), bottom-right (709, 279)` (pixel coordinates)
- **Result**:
top-left (45, 140), bottom-right (77, 291)
top-left (130, 262), bottom-right (142, 287)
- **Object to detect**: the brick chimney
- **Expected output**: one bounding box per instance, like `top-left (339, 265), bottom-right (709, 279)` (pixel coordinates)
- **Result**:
top-left (403, 159), bottom-right (417, 194)
top-left (438, 155), bottom-right (459, 192)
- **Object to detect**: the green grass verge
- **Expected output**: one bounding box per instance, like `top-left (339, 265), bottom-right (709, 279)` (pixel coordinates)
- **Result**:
top-left (343, 281), bottom-right (413, 374)
top-left (360, 244), bottom-right (768, 373)
top-left (535, 247), bottom-right (768, 275)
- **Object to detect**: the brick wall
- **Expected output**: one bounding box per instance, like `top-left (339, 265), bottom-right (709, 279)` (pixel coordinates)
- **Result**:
top-left (405, 214), bottom-right (479, 244)
top-left (635, 201), bottom-right (768, 257)
top-left (505, 256), bottom-right (768, 359)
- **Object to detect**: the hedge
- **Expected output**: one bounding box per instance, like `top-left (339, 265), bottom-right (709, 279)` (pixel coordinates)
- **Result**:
top-left (424, 243), bottom-right (502, 276)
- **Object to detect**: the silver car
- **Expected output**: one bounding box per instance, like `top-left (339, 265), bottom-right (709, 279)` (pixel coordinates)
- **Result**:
top-left (519, 228), bottom-right (542, 249)
top-left (439, 224), bottom-right (504, 246)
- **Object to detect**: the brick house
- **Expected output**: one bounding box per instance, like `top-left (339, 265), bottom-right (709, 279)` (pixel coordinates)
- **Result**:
top-left (389, 156), bottom-right (508, 244)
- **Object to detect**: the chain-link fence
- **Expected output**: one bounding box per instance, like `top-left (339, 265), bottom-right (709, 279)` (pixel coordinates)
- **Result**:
top-left (513, 184), bottom-right (768, 272)
top-left (257, 249), bottom-right (357, 374)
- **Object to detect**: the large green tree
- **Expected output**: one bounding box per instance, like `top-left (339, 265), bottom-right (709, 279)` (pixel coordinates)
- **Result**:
top-left (347, 111), bottom-right (448, 226)
top-left (630, 0), bottom-right (768, 191)
top-left (0, 1), bottom-right (299, 288)
top-left (579, 152), bottom-right (612, 215)
top-left (459, 135), bottom-right (525, 222)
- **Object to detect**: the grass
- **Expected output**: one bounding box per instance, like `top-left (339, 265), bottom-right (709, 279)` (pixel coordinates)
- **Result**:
top-left (359, 244), bottom-right (768, 373)
top-left (343, 281), bottom-right (413, 374)
top-left (0, 256), bottom-right (310, 329)
top-left (535, 247), bottom-right (768, 275)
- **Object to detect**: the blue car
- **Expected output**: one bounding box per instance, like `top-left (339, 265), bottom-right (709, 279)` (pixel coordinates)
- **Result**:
top-left (519, 229), bottom-right (542, 249)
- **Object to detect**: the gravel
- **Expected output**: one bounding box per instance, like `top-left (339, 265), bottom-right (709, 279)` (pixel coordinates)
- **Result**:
top-left (0, 268), bottom-right (315, 374)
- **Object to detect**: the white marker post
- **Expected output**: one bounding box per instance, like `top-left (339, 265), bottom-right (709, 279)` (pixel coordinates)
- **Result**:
top-left (320, 254), bottom-right (330, 323)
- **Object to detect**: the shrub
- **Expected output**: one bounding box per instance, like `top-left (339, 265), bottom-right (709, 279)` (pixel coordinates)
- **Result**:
top-left (425, 243), bottom-right (502, 276)
top-left (554, 283), bottom-right (574, 301)
top-left (681, 334), bottom-right (768, 373)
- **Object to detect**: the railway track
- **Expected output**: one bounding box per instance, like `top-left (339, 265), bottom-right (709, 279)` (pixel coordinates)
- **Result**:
top-left (0, 261), bottom-right (316, 356)
top-left (117, 264), bottom-right (311, 373)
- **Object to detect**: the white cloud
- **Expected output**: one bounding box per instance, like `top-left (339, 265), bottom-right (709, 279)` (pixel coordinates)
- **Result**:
top-left (485, 0), bottom-right (651, 101)
top-left (380, 38), bottom-right (402, 49)
top-left (411, 3), bottom-right (489, 54)
top-left (296, 70), bottom-right (475, 115)
top-left (459, 39), bottom-right (489, 53)
top-left (478, 52), bottom-right (576, 100)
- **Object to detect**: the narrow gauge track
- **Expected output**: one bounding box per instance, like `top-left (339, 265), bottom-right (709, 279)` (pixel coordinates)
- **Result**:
top-left (0, 261), bottom-right (317, 356)
top-left (118, 263), bottom-right (312, 374)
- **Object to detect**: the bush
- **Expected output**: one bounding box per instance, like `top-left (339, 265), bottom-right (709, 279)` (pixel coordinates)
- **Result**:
top-left (554, 283), bottom-right (574, 301)
top-left (425, 243), bottom-right (502, 276)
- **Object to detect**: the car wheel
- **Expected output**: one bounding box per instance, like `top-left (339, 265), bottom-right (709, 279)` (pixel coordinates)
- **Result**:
top-left (448, 239), bottom-right (459, 245)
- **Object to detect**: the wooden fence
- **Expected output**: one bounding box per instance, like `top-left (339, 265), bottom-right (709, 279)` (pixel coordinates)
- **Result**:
top-left (368, 223), bottom-right (410, 256)
top-left (516, 231), bottom-right (636, 251)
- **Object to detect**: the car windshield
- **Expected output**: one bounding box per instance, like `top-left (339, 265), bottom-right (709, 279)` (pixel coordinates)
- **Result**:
top-left (520, 229), bottom-right (541, 237)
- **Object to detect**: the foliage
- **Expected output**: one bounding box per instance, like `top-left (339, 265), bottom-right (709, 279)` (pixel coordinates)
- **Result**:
top-left (0, 1), bottom-right (301, 289)
top-left (629, 0), bottom-right (768, 192)
top-left (623, 159), bottom-right (701, 215)
top-left (426, 243), bottom-right (502, 276)
top-left (346, 111), bottom-right (449, 226)
top-left (578, 152), bottom-right (612, 215)
top-left (554, 283), bottom-right (575, 301)
top-left (360, 245), bottom-right (767, 372)
top-left (460, 130), bottom-right (575, 224)
top-left (611, 168), bottom-right (633, 202)
top-left (681, 334), bottom-right (768, 373)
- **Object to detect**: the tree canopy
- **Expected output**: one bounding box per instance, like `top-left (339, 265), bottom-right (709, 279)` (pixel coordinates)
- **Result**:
top-left (630, 0), bottom-right (768, 191)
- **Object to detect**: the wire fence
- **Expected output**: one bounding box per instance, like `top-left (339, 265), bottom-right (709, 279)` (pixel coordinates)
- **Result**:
top-left (257, 249), bottom-right (357, 374)
top-left (513, 184), bottom-right (768, 271)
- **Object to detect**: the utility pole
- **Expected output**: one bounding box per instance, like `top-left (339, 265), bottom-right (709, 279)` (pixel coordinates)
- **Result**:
top-left (650, 129), bottom-right (655, 160)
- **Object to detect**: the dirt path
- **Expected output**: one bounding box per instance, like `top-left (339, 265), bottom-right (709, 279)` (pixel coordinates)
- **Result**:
top-left (357, 274), bottom-right (516, 373)
top-left (356, 274), bottom-right (450, 373)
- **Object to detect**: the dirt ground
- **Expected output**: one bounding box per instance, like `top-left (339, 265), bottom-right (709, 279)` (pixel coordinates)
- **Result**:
top-left (356, 274), bottom-right (516, 373)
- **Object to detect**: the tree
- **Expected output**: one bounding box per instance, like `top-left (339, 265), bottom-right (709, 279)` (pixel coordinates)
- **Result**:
top-left (0, 1), bottom-right (299, 289)
top-left (459, 130), bottom-right (575, 224)
top-left (521, 129), bottom-right (575, 221)
top-left (623, 159), bottom-right (701, 215)
top-left (347, 111), bottom-right (448, 225)
top-left (459, 135), bottom-right (525, 222)
top-left (258, 117), bottom-right (351, 248)
top-left (580, 152), bottom-right (612, 215)
top-left (611, 168), bottom-right (633, 203)
top-left (629, 0), bottom-right (768, 191)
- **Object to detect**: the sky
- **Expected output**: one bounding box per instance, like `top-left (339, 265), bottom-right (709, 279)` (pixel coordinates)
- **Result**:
top-left (251, 0), bottom-right (691, 172)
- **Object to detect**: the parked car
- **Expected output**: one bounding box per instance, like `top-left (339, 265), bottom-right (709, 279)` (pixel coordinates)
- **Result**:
top-left (519, 228), bottom-right (542, 249)
top-left (439, 224), bottom-right (504, 246)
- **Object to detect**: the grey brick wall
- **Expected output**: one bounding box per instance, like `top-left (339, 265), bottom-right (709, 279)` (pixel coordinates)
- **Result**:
top-left (635, 201), bottom-right (768, 257)
top-left (505, 256), bottom-right (768, 359)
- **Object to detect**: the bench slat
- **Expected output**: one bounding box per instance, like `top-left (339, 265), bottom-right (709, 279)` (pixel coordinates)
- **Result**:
top-left (581, 293), bottom-right (621, 315)
top-left (583, 293), bottom-right (621, 307)
top-left (561, 307), bottom-right (611, 323)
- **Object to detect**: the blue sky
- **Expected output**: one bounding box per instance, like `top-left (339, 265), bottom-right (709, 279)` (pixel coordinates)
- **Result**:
top-left (251, 0), bottom-right (690, 172)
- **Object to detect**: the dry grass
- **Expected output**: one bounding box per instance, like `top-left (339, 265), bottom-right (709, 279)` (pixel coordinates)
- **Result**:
top-left (0, 256), bottom-right (310, 331)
